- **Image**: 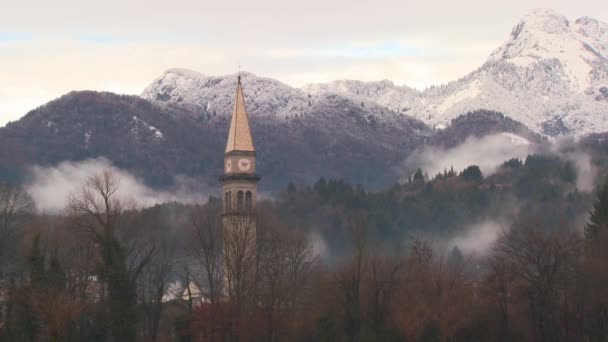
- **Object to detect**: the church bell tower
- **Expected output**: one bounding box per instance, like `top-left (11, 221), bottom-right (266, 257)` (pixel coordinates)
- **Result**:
top-left (220, 75), bottom-right (260, 222)
top-left (220, 75), bottom-right (260, 298)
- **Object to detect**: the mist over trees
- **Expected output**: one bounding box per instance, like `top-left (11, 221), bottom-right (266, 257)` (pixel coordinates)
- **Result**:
top-left (0, 149), bottom-right (607, 341)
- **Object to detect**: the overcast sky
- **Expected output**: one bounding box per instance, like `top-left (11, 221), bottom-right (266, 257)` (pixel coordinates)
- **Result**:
top-left (1, 0), bottom-right (606, 127)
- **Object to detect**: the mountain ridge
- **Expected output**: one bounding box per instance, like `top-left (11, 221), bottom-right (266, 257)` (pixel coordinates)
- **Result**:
top-left (2, 8), bottom-right (607, 192)
top-left (0, 90), bottom-right (434, 191)
top-left (298, 9), bottom-right (608, 136)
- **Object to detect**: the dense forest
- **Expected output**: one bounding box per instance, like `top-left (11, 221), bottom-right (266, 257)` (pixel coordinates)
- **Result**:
top-left (1, 149), bottom-right (608, 341)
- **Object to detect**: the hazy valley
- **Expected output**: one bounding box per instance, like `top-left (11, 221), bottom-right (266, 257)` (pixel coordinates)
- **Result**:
top-left (4, 6), bottom-right (608, 342)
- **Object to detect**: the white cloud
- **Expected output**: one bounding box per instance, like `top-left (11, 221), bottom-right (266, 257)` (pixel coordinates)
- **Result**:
top-left (553, 146), bottom-right (599, 192)
top-left (449, 221), bottom-right (507, 255)
top-left (24, 158), bottom-right (210, 213)
top-left (403, 133), bottom-right (534, 179)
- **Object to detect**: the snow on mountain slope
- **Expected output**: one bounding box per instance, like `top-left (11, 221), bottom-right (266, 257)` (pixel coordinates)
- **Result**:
top-left (303, 9), bottom-right (608, 136)
top-left (141, 69), bottom-right (428, 132)
top-left (303, 80), bottom-right (421, 115)
top-left (575, 16), bottom-right (608, 57)
top-left (142, 69), bottom-right (311, 119)
top-left (142, 9), bottom-right (608, 137)
top-left (500, 132), bottom-right (531, 146)
top-left (489, 9), bottom-right (596, 90)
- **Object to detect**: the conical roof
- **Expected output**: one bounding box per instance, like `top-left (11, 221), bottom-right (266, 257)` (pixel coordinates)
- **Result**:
top-left (225, 76), bottom-right (255, 153)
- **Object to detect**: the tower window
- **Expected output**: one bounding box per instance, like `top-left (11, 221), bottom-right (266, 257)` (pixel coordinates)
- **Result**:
top-left (225, 191), bottom-right (232, 212)
top-left (237, 191), bottom-right (244, 211)
top-left (245, 191), bottom-right (252, 211)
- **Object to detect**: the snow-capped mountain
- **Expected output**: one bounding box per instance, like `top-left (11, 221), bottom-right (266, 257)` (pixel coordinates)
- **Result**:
top-left (488, 9), bottom-right (600, 91)
top-left (303, 9), bottom-right (608, 136)
top-left (142, 9), bottom-right (607, 137)
top-left (142, 69), bottom-right (310, 119)
top-left (5, 8), bottom-right (606, 192)
top-left (141, 69), bottom-right (418, 127)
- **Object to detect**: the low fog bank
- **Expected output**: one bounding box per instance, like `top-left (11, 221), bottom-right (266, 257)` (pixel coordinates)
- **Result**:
top-left (25, 158), bottom-right (211, 213)
top-left (403, 133), bottom-right (533, 179)
top-left (403, 132), bottom-right (599, 192)
top-left (446, 195), bottom-right (521, 256)
top-left (19, 133), bottom-right (600, 261)
top-left (399, 132), bottom-right (600, 257)
top-left (310, 231), bottom-right (329, 258)
top-left (447, 220), bottom-right (508, 256)
top-left (554, 146), bottom-right (598, 193)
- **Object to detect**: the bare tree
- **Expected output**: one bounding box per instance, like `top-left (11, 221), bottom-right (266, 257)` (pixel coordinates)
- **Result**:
top-left (68, 170), bottom-right (154, 342)
top-left (223, 214), bottom-right (258, 305)
top-left (0, 184), bottom-right (33, 338)
top-left (281, 228), bottom-right (318, 311)
top-left (188, 202), bottom-right (225, 341)
top-left (257, 218), bottom-right (318, 342)
top-left (0, 182), bottom-right (34, 235)
top-left (50, 217), bottom-right (100, 340)
top-left (483, 253), bottom-right (516, 342)
top-left (366, 249), bottom-right (405, 340)
top-left (431, 250), bottom-right (473, 337)
top-left (222, 214), bottom-right (259, 341)
top-left (189, 203), bottom-right (223, 305)
top-left (335, 213), bottom-right (368, 342)
top-left (137, 242), bottom-right (172, 342)
top-left (494, 220), bottom-right (582, 342)
top-left (0, 182), bottom-right (34, 275)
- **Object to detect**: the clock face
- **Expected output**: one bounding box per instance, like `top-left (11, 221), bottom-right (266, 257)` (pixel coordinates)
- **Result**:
top-left (225, 159), bottom-right (232, 172)
top-left (238, 158), bottom-right (251, 171)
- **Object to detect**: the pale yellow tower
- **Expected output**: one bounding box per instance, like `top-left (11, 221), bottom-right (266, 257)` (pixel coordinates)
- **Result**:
top-left (220, 76), bottom-right (260, 299)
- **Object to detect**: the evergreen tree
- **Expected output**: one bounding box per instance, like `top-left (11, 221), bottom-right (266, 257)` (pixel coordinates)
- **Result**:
top-left (461, 165), bottom-right (483, 182)
top-left (585, 179), bottom-right (608, 239)
top-left (413, 168), bottom-right (425, 183)
top-left (448, 246), bottom-right (464, 267)
top-left (502, 158), bottom-right (523, 169)
top-left (583, 180), bottom-right (608, 342)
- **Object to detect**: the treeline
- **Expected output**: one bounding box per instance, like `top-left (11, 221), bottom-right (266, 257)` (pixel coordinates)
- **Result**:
top-left (0, 153), bottom-right (606, 341)
top-left (276, 154), bottom-right (592, 256)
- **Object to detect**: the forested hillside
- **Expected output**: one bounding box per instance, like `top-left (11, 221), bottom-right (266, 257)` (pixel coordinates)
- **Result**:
top-left (2, 147), bottom-right (608, 341)
top-left (0, 91), bottom-right (429, 191)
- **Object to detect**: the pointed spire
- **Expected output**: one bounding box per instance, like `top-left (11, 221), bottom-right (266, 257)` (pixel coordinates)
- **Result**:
top-left (225, 75), bottom-right (255, 153)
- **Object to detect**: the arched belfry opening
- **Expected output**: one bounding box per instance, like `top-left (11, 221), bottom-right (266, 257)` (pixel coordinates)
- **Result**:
top-left (245, 191), bottom-right (252, 211)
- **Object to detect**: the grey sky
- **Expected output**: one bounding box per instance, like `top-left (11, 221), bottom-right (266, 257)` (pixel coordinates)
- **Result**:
top-left (1, 0), bottom-right (606, 126)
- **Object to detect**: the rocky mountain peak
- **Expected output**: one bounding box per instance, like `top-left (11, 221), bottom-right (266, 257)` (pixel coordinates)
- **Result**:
top-left (487, 9), bottom-right (608, 92)
top-left (141, 10), bottom-right (608, 138)
top-left (517, 8), bottom-right (570, 35)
